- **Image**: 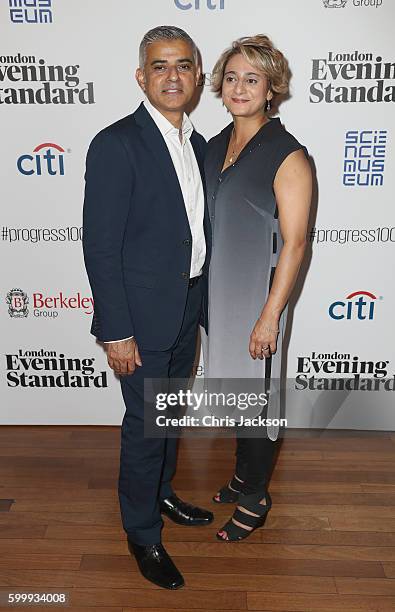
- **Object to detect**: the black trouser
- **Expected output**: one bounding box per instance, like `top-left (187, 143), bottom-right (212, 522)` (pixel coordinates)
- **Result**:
top-left (233, 364), bottom-right (278, 497)
top-left (118, 280), bottom-right (202, 545)
top-left (234, 436), bottom-right (278, 496)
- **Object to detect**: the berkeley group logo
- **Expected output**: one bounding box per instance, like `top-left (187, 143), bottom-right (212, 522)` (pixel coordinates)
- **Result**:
top-left (323, 0), bottom-right (347, 7)
top-left (343, 130), bottom-right (387, 186)
top-left (322, 0), bottom-right (383, 6)
top-left (9, 0), bottom-right (53, 24)
top-left (6, 288), bottom-right (94, 319)
top-left (6, 288), bottom-right (28, 318)
top-left (17, 142), bottom-right (66, 176)
top-left (0, 53), bottom-right (95, 105)
top-left (328, 290), bottom-right (382, 320)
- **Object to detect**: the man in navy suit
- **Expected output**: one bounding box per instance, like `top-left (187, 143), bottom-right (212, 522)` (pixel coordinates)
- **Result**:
top-left (83, 26), bottom-right (212, 590)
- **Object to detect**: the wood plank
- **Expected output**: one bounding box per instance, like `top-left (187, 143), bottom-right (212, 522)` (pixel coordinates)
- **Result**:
top-left (0, 553), bottom-right (81, 570)
top-left (80, 553), bottom-right (385, 578)
top-left (329, 516), bottom-right (395, 532)
top-left (4, 513), bottom-right (326, 536)
top-left (3, 538), bottom-right (395, 562)
top-left (0, 476), bottom-right (90, 489)
top-left (247, 592), bottom-right (395, 611)
top-left (0, 526), bottom-right (47, 539)
top-left (271, 492), bottom-right (395, 506)
top-left (259, 530), bottom-right (395, 546)
top-left (10, 501), bottom-right (119, 513)
top-left (0, 570), bottom-right (336, 593)
top-left (0, 608), bottom-right (121, 612)
top-left (70, 588), bottom-right (246, 609)
top-left (0, 488), bottom-right (117, 501)
top-left (0, 539), bottom-right (126, 555)
top-left (163, 542), bottom-right (395, 562)
top-left (1, 511), bottom-right (122, 527)
top-left (382, 563), bottom-right (395, 578)
top-left (335, 577), bottom-right (395, 595)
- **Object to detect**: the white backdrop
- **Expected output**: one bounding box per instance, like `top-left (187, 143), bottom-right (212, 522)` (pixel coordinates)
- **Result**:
top-left (1, 0), bottom-right (394, 428)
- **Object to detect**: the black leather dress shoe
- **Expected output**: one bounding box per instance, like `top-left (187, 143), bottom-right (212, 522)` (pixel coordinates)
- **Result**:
top-left (128, 540), bottom-right (184, 590)
top-left (160, 494), bottom-right (214, 526)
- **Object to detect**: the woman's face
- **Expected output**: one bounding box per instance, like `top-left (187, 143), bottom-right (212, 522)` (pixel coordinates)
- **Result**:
top-left (221, 53), bottom-right (272, 118)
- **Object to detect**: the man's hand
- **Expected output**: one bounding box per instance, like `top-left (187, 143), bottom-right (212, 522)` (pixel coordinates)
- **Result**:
top-left (106, 338), bottom-right (142, 376)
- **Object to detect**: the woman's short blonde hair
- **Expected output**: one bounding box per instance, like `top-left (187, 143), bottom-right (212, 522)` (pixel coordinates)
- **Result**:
top-left (211, 35), bottom-right (290, 99)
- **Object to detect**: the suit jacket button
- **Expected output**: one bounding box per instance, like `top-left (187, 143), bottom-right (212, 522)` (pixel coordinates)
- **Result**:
top-left (183, 239), bottom-right (191, 245)
top-left (181, 272), bottom-right (188, 279)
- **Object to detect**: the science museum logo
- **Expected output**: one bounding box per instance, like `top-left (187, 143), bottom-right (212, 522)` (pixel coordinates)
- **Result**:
top-left (6, 289), bottom-right (94, 319)
top-left (343, 130), bottom-right (387, 186)
top-left (9, 0), bottom-right (53, 24)
top-left (17, 142), bottom-right (66, 176)
top-left (310, 50), bottom-right (395, 103)
top-left (328, 290), bottom-right (382, 321)
top-left (0, 53), bottom-right (95, 104)
top-left (174, 0), bottom-right (224, 9)
top-left (5, 349), bottom-right (108, 388)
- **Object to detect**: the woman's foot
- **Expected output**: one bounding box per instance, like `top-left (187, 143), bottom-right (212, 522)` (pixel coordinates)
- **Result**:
top-left (216, 492), bottom-right (272, 541)
top-left (212, 474), bottom-right (244, 504)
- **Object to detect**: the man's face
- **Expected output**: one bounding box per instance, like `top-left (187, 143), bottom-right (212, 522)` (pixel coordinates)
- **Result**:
top-left (136, 39), bottom-right (200, 115)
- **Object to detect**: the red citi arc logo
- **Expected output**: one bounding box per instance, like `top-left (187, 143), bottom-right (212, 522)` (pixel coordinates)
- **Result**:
top-left (329, 290), bottom-right (380, 320)
top-left (17, 143), bottom-right (66, 176)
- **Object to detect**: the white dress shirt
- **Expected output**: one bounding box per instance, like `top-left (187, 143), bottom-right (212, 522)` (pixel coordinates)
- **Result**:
top-left (105, 99), bottom-right (206, 343)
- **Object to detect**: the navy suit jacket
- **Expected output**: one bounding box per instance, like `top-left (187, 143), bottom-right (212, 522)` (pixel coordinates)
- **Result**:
top-left (82, 102), bottom-right (211, 351)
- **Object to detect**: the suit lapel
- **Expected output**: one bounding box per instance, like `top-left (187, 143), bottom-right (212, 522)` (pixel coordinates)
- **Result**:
top-left (133, 102), bottom-right (189, 225)
top-left (191, 132), bottom-right (212, 265)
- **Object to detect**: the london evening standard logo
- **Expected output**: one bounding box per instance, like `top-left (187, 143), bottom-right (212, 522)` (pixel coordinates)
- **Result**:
top-left (5, 349), bottom-right (107, 388)
top-left (17, 142), bottom-right (66, 176)
top-left (310, 50), bottom-right (395, 103)
top-left (329, 290), bottom-right (382, 320)
top-left (6, 288), bottom-right (94, 319)
top-left (343, 130), bottom-right (387, 186)
top-left (9, 0), bottom-right (53, 24)
top-left (0, 53), bottom-right (95, 105)
top-left (174, 0), bottom-right (224, 9)
top-left (296, 351), bottom-right (394, 391)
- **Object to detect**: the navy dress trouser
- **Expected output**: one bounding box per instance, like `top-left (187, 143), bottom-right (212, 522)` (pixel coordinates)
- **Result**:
top-left (118, 281), bottom-right (202, 545)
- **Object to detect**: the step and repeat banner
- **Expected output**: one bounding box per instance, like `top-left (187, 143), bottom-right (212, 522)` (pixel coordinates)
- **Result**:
top-left (1, 0), bottom-right (394, 427)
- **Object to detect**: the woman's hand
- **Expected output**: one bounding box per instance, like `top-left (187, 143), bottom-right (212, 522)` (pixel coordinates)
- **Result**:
top-left (249, 317), bottom-right (279, 360)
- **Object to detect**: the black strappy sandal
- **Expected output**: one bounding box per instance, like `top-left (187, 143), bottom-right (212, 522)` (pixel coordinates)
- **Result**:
top-left (212, 474), bottom-right (244, 504)
top-left (216, 491), bottom-right (272, 541)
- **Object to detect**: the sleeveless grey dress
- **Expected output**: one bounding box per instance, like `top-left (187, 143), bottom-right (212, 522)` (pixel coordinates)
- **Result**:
top-left (204, 118), bottom-right (307, 441)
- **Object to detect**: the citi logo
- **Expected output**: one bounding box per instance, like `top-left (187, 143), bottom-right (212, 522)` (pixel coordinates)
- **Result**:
top-left (329, 290), bottom-right (381, 320)
top-left (174, 0), bottom-right (224, 9)
top-left (17, 143), bottom-right (66, 176)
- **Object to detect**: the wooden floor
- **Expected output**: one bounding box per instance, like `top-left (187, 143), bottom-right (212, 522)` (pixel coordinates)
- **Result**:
top-left (0, 427), bottom-right (395, 611)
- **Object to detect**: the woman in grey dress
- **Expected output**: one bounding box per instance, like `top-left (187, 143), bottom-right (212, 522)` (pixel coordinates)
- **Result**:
top-left (205, 35), bottom-right (312, 541)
